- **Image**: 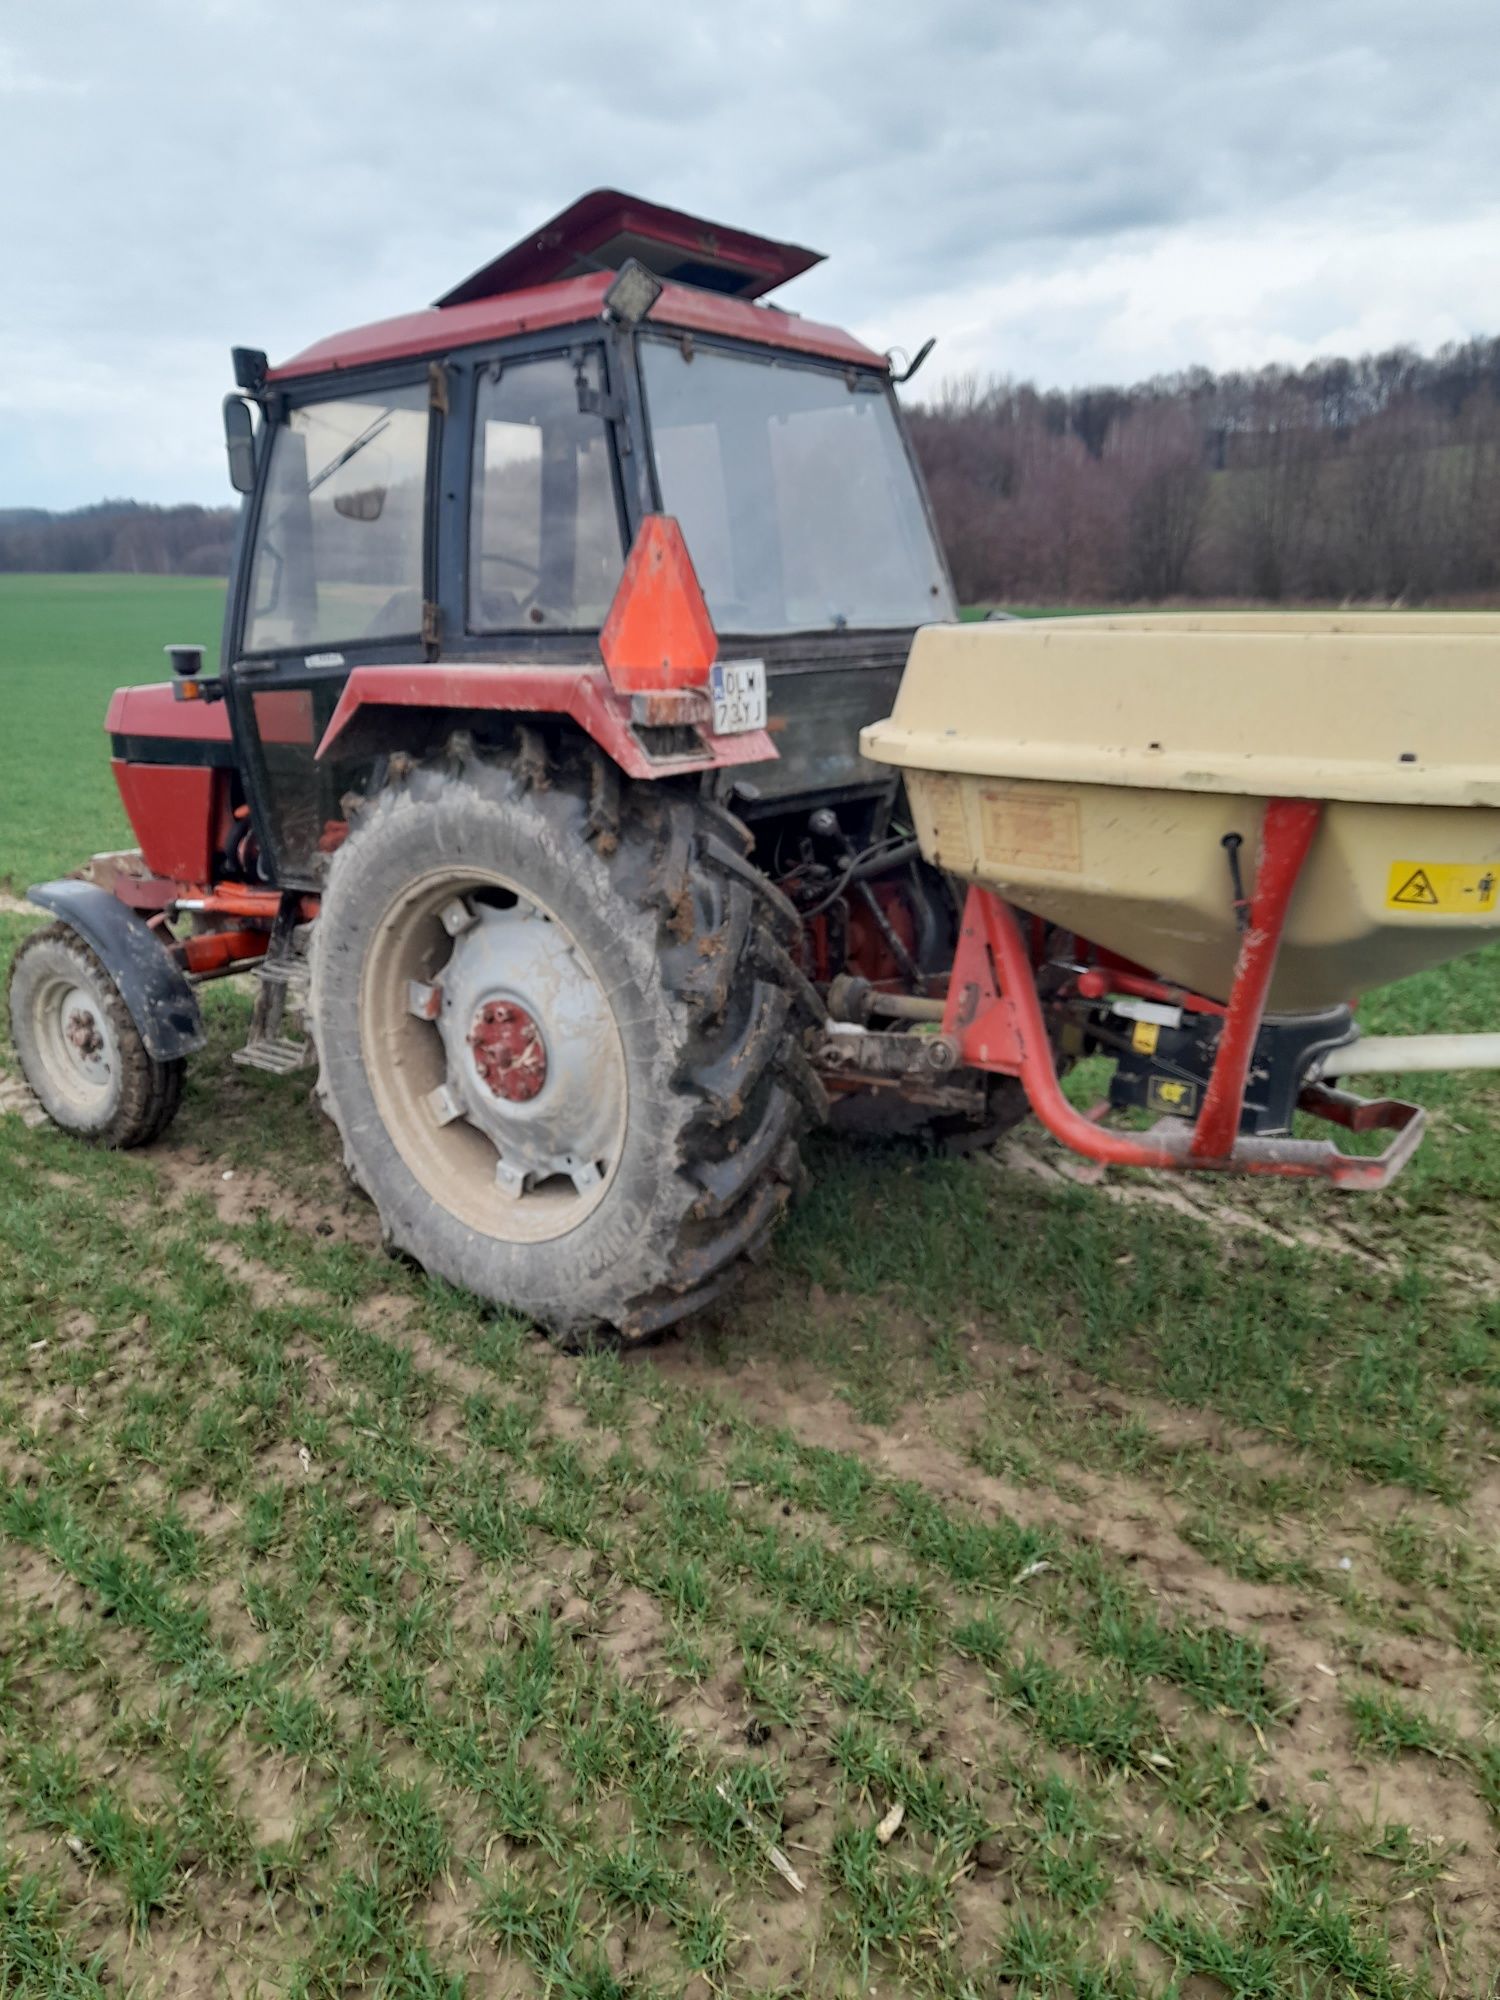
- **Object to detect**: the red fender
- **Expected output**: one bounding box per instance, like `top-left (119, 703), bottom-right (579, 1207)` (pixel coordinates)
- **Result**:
top-left (316, 661), bottom-right (775, 779)
top-left (317, 516), bottom-right (777, 779)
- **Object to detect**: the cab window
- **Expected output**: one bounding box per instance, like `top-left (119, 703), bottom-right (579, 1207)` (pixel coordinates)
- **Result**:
top-left (244, 384), bottom-right (429, 654)
top-left (468, 353), bottom-right (624, 631)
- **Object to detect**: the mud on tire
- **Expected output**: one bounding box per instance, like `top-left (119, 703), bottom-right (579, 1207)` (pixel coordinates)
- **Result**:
top-left (309, 736), bottom-right (824, 1344)
top-left (7, 923), bottom-right (185, 1149)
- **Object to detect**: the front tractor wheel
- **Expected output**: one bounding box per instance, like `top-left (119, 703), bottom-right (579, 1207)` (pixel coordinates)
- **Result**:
top-left (7, 924), bottom-right (185, 1148)
top-left (310, 740), bottom-right (820, 1344)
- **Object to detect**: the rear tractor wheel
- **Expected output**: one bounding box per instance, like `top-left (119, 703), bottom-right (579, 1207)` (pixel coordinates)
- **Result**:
top-left (310, 737), bottom-right (822, 1344)
top-left (7, 923), bottom-right (184, 1148)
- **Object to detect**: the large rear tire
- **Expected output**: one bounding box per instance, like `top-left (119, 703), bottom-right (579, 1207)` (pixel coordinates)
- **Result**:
top-left (309, 737), bottom-right (823, 1344)
top-left (7, 924), bottom-right (185, 1149)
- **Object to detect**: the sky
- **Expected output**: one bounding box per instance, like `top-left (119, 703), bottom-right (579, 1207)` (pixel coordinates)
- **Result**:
top-left (3, 0), bottom-right (1499, 510)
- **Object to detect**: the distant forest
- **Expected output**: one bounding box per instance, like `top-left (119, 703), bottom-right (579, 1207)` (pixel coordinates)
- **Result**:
top-left (0, 501), bottom-right (236, 578)
top-left (5, 334), bottom-right (1500, 604)
top-left (910, 336), bottom-right (1500, 605)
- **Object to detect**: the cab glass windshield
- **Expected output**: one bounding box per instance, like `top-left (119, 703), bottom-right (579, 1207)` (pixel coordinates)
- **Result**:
top-left (639, 340), bottom-right (954, 634)
top-left (244, 384), bottom-right (429, 653)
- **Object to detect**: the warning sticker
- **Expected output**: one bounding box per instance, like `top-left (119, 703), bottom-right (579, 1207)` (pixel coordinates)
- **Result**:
top-left (1385, 862), bottom-right (1499, 914)
top-left (979, 785), bottom-right (1082, 873)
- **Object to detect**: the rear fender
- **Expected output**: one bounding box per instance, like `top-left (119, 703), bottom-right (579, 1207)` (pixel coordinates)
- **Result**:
top-left (26, 881), bottom-right (205, 1060)
top-left (314, 664), bottom-right (777, 780)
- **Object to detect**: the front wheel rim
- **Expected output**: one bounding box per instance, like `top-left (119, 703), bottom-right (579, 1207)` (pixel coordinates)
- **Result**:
top-left (357, 869), bottom-right (630, 1246)
top-left (29, 971), bottom-right (120, 1117)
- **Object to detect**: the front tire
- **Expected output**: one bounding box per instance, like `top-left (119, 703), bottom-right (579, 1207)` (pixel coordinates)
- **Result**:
top-left (309, 738), bottom-right (822, 1344)
top-left (7, 924), bottom-right (185, 1148)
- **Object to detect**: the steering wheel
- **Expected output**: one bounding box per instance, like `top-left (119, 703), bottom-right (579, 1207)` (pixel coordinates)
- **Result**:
top-left (480, 551), bottom-right (546, 622)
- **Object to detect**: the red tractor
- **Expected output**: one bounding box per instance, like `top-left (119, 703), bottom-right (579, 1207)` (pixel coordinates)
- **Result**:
top-left (10, 192), bottom-right (987, 1340)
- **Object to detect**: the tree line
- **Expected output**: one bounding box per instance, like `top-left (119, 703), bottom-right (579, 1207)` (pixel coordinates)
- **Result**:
top-left (5, 335), bottom-right (1500, 604)
top-left (0, 502), bottom-right (237, 578)
top-left (907, 336), bottom-right (1500, 605)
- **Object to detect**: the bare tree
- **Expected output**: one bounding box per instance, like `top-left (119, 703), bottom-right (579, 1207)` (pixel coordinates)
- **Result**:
top-left (908, 332), bottom-right (1500, 606)
top-left (1224, 389), bottom-right (1325, 600)
top-left (1109, 403), bottom-right (1210, 598)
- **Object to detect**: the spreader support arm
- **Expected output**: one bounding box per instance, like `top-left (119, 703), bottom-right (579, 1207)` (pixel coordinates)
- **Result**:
top-left (941, 797), bottom-right (1426, 1190)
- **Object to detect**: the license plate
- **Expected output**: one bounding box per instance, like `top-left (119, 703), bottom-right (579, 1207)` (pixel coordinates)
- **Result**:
top-left (710, 659), bottom-right (767, 735)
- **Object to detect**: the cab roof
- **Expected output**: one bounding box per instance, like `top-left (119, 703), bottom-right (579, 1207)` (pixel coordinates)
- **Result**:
top-left (438, 189), bottom-right (824, 305)
top-left (266, 190), bottom-right (886, 385)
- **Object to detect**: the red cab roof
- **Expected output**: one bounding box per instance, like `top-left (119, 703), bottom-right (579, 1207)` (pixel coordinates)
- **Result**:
top-left (267, 271), bottom-right (885, 383)
top-left (266, 190), bottom-right (885, 384)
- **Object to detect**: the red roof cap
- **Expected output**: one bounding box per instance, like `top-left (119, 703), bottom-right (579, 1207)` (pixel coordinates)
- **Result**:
top-left (437, 189), bottom-right (824, 307)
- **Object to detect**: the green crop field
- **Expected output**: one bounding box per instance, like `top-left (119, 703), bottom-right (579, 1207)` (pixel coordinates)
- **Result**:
top-left (0, 575), bottom-right (225, 894)
top-left (3, 573), bottom-right (1500, 1995)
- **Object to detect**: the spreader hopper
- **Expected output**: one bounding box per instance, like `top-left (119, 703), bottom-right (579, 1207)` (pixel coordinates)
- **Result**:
top-left (859, 614), bottom-right (1500, 1189)
top-left (865, 613), bottom-right (1500, 1013)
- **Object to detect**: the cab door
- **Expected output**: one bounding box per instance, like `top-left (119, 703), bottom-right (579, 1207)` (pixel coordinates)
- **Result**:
top-left (226, 370), bottom-right (436, 889)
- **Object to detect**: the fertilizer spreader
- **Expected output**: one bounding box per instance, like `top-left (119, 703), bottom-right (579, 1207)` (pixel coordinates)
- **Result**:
top-left (862, 612), bottom-right (1500, 1188)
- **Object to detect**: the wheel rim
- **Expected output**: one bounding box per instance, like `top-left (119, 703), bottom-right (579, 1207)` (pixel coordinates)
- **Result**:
top-left (358, 869), bottom-right (629, 1245)
top-left (30, 973), bottom-right (120, 1115)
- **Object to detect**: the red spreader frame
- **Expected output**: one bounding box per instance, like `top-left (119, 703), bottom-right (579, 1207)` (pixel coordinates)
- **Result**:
top-left (941, 795), bottom-right (1426, 1188)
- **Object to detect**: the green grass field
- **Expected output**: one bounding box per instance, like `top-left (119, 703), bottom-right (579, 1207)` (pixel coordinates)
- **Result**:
top-left (0, 575), bottom-right (224, 893)
top-left (3, 574), bottom-right (1500, 1995)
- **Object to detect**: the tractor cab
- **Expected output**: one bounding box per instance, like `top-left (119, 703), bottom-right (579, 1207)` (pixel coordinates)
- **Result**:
top-left (220, 191), bottom-right (955, 885)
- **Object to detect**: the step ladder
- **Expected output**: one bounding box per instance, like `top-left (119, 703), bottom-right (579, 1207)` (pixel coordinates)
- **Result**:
top-left (233, 900), bottom-right (314, 1076)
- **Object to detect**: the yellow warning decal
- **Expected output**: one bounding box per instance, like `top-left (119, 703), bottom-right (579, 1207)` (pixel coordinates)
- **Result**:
top-left (1385, 862), bottom-right (1499, 914)
top-left (1148, 1076), bottom-right (1197, 1115)
top-left (1131, 1020), bottom-right (1160, 1055)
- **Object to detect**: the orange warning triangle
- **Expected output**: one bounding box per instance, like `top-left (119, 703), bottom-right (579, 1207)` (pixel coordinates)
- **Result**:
top-left (1391, 868), bottom-right (1440, 906)
top-left (599, 515), bottom-right (717, 693)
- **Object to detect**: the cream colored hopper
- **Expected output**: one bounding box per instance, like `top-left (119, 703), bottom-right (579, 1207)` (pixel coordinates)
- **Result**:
top-left (863, 614), bottom-right (1500, 1013)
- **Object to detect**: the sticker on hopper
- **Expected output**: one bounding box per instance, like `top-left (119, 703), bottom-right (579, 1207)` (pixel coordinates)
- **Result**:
top-left (979, 785), bottom-right (1082, 873)
top-left (1385, 863), bottom-right (1498, 913)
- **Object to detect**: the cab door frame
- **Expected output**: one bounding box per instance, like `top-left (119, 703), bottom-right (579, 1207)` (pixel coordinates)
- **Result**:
top-left (224, 328), bottom-right (635, 892)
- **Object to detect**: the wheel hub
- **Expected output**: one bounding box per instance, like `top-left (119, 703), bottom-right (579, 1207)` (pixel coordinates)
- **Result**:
top-left (420, 898), bottom-right (627, 1203)
top-left (65, 1007), bottom-right (103, 1059)
top-left (57, 986), bottom-right (114, 1089)
top-left (469, 999), bottom-right (547, 1102)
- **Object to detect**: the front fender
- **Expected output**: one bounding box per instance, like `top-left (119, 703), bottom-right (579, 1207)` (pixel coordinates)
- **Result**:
top-left (26, 881), bottom-right (205, 1061)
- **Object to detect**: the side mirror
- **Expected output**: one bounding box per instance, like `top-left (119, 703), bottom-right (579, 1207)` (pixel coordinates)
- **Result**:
top-left (332, 485), bottom-right (387, 522)
top-left (223, 395), bottom-right (257, 495)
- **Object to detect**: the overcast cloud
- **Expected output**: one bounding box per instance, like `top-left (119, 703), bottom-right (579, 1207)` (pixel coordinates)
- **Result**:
top-left (2, 0), bottom-right (1498, 508)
